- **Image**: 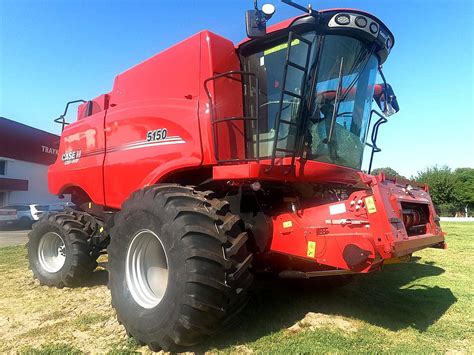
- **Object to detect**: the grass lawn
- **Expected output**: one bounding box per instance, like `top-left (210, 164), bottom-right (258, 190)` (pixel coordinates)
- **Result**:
top-left (0, 222), bottom-right (472, 353)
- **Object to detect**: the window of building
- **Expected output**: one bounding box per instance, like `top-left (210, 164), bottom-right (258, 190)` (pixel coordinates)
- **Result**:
top-left (0, 160), bottom-right (6, 175)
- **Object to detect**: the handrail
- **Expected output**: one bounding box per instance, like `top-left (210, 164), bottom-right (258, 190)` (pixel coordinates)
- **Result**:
top-left (204, 71), bottom-right (260, 163)
top-left (366, 109), bottom-right (388, 173)
top-left (53, 99), bottom-right (86, 132)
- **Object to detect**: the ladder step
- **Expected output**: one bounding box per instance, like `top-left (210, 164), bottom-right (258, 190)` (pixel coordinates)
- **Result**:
top-left (283, 90), bottom-right (303, 99)
top-left (279, 119), bottom-right (298, 126)
top-left (287, 61), bottom-right (306, 72)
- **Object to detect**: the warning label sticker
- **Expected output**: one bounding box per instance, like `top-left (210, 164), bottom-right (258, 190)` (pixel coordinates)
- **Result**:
top-left (307, 241), bottom-right (316, 258)
top-left (329, 203), bottom-right (346, 215)
top-left (264, 39), bottom-right (300, 56)
top-left (365, 196), bottom-right (377, 214)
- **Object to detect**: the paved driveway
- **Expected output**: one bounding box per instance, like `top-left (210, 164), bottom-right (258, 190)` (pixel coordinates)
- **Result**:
top-left (0, 229), bottom-right (30, 247)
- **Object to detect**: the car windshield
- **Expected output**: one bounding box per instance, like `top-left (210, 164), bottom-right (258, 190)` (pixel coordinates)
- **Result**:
top-left (35, 205), bottom-right (50, 211)
top-left (242, 33), bottom-right (378, 170)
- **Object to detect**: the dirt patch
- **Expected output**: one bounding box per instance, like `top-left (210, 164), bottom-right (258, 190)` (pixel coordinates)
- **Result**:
top-left (445, 339), bottom-right (471, 355)
top-left (0, 250), bottom-right (144, 353)
top-left (287, 312), bottom-right (358, 334)
top-left (234, 345), bottom-right (254, 353)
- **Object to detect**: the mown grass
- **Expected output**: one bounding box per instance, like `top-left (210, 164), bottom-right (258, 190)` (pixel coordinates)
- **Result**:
top-left (0, 222), bottom-right (472, 353)
top-left (19, 343), bottom-right (82, 354)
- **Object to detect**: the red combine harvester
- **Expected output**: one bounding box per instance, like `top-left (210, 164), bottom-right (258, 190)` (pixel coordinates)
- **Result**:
top-left (27, 1), bottom-right (446, 350)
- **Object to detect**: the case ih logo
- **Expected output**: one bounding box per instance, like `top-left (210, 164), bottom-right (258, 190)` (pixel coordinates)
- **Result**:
top-left (61, 150), bottom-right (82, 164)
top-left (41, 145), bottom-right (59, 155)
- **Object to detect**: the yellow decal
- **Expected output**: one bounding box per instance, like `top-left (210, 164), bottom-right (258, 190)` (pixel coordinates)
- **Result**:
top-left (264, 39), bottom-right (300, 56)
top-left (365, 196), bottom-right (377, 214)
top-left (283, 220), bottom-right (293, 228)
top-left (307, 241), bottom-right (316, 258)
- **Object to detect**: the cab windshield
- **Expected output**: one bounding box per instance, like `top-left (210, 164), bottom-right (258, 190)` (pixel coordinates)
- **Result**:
top-left (308, 36), bottom-right (378, 169)
top-left (242, 33), bottom-right (378, 170)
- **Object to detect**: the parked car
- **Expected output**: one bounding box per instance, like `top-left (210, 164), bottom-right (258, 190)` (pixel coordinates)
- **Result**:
top-left (0, 203), bottom-right (72, 228)
top-left (0, 207), bottom-right (18, 226)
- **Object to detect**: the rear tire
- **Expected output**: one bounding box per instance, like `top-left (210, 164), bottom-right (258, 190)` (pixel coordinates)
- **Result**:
top-left (27, 212), bottom-right (98, 287)
top-left (108, 184), bottom-right (253, 351)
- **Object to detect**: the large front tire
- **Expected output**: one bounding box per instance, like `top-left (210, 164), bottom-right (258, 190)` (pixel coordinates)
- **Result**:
top-left (108, 185), bottom-right (253, 351)
top-left (27, 212), bottom-right (98, 287)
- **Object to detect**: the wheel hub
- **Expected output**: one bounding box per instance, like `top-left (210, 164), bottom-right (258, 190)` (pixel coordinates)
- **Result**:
top-left (38, 232), bottom-right (66, 273)
top-left (126, 229), bottom-right (169, 309)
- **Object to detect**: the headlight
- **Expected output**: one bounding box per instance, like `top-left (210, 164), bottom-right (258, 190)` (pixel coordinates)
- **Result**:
top-left (355, 16), bottom-right (367, 28)
top-left (369, 22), bottom-right (379, 34)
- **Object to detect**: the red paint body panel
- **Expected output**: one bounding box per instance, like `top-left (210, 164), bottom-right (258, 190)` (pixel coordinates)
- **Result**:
top-left (213, 158), bottom-right (363, 186)
top-left (49, 31), bottom-right (242, 207)
top-left (78, 94), bottom-right (110, 120)
top-left (103, 99), bottom-right (201, 208)
top-left (49, 110), bottom-right (106, 204)
top-left (199, 32), bottom-right (243, 164)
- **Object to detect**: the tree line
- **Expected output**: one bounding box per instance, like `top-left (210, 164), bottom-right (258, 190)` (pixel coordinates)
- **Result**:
top-left (371, 166), bottom-right (474, 217)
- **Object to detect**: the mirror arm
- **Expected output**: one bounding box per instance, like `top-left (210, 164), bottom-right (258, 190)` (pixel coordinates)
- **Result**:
top-left (378, 65), bottom-right (388, 86)
top-left (377, 65), bottom-right (389, 112)
top-left (253, 1), bottom-right (264, 26)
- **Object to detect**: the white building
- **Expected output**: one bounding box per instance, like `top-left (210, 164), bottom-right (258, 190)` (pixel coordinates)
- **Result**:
top-left (0, 117), bottom-right (67, 206)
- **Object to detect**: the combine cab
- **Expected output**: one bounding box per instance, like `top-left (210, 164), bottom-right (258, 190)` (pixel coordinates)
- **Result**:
top-left (27, 1), bottom-right (445, 351)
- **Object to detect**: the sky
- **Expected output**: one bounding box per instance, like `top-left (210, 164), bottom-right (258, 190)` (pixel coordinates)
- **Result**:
top-left (0, 0), bottom-right (473, 178)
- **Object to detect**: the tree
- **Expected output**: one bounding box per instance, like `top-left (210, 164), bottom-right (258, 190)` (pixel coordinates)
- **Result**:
top-left (453, 168), bottom-right (474, 214)
top-left (371, 167), bottom-right (405, 179)
top-left (414, 166), bottom-right (461, 216)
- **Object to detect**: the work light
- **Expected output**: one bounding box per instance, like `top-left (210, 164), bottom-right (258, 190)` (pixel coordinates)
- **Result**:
top-left (262, 3), bottom-right (276, 19)
top-left (335, 14), bottom-right (351, 25)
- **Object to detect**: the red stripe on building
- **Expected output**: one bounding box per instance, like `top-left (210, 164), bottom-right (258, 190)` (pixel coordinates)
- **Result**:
top-left (0, 117), bottom-right (59, 165)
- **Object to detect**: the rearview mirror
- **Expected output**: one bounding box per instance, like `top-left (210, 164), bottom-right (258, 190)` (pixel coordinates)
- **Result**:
top-left (246, 10), bottom-right (267, 38)
top-left (374, 83), bottom-right (399, 116)
top-left (245, 3), bottom-right (275, 38)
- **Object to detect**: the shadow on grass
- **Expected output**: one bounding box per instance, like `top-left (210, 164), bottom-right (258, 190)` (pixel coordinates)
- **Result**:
top-left (81, 269), bottom-right (109, 287)
top-left (200, 259), bottom-right (456, 351)
top-left (83, 258), bottom-right (456, 351)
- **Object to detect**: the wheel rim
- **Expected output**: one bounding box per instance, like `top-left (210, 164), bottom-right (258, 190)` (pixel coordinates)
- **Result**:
top-left (38, 232), bottom-right (66, 273)
top-left (126, 229), bottom-right (169, 309)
